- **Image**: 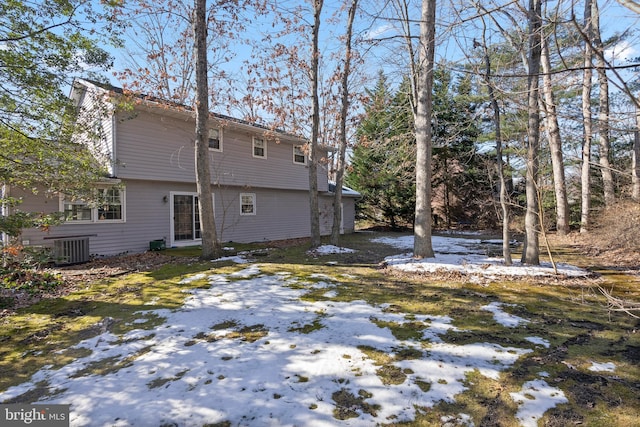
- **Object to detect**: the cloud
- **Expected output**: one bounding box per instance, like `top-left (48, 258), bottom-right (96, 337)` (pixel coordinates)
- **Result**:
top-left (364, 24), bottom-right (394, 40)
top-left (605, 40), bottom-right (638, 63)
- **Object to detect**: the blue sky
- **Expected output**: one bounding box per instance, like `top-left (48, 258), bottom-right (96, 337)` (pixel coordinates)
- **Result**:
top-left (83, 0), bottom-right (639, 130)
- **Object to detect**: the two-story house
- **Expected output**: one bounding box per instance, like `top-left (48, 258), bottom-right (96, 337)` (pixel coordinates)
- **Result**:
top-left (9, 79), bottom-right (358, 261)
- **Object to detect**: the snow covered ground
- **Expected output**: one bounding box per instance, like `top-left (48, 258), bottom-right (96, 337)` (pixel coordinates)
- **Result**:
top-left (0, 234), bottom-right (593, 426)
top-left (374, 234), bottom-right (590, 278)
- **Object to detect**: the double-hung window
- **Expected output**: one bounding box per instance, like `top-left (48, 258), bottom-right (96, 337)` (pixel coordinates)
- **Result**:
top-left (61, 186), bottom-right (125, 223)
top-left (252, 137), bottom-right (266, 158)
top-left (240, 193), bottom-right (256, 215)
top-left (293, 145), bottom-right (307, 165)
top-left (97, 187), bottom-right (123, 220)
top-left (208, 128), bottom-right (223, 151)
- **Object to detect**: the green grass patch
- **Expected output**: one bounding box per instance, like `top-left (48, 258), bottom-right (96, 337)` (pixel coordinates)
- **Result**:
top-left (0, 259), bottom-right (217, 392)
top-left (288, 317), bottom-right (325, 334)
top-left (332, 388), bottom-right (380, 420)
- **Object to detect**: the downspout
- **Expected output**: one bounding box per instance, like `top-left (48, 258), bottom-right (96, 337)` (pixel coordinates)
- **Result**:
top-left (111, 110), bottom-right (117, 177)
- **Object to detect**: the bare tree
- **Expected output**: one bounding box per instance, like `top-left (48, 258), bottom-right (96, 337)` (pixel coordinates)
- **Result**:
top-left (117, 9), bottom-right (195, 104)
top-left (112, 0), bottom-right (251, 259)
top-left (413, 0), bottom-right (436, 259)
top-left (521, 0), bottom-right (542, 265)
top-left (330, 0), bottom-right (359, 245)
top-left (193, 0), bottom-right (221, 259)
top-left (540, 31), bottom-right (569, 236)
top-left (634, 104), bottom-right (640, 201)
top-left (592, 0), bottom-right (615, 206)
top-left (580, 0), bottom-right (594, 233)
top-left (478, 21), bottom-right (512, 265)
top-left (115, 0), bottom-right (238, 106)
top-left (394, 0), bottom-right (419, 115)
top-left (308, 0), bottom-right (323, 249)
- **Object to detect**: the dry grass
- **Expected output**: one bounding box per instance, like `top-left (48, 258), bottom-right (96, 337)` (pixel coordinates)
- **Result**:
top-left (549, 201), bottom-right (640, 269)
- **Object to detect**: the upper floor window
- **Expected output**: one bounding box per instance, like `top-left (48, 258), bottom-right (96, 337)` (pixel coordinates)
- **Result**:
top-left (293, 145), bottom-right (307, 165)
top-left (252, 137), bottom-right (266, 158)
top-left (208, 128), bottom-right (223, 151)
top-left (240, 193), bottom-right (256, 215)
top-left (60, 186), bottom-right (125, 223)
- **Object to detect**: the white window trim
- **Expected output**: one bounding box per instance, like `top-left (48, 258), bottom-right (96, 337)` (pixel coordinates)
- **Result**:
top-left (59, 186), bottom-right (126, 224)
top-left (169, 191), bottom-right (215, 247)
top-left (208, 128), bottom-right (223, 152)
top-left (293, 145), bottom-right (307, 165)
top-left (240, 193), bottom-right (256, 216)
top-left (252, 136), bottom-right (267, 159)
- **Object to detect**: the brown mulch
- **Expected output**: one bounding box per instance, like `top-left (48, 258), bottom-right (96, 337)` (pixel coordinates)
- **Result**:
top-left (53, 251), bottom-right (179, 284)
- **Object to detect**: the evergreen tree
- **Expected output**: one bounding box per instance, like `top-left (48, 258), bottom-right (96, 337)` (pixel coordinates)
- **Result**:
top-left (431, 69), bottom-right (485, 227)
top-left (347, 70), bottom-right (490, 229)
top-left (346, 73), bottom-right (415, 229)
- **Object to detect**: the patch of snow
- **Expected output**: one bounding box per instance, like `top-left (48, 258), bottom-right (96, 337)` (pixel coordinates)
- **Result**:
top-left (229, 264), bottom-right (261, 278)
top-left (0, 234), bottom-right (593, 426)
top-left (309, 245), bottom-right (356, 255)
top-left (510, 379), bottom-right (568, 427)
top-left (588, 361), bottom-right (616, 372)
top-left (441, 413), bottom-right (475, 427)
top-left (0, 264), bottom-right (533, 427)
top-left (379, 235), bottom-right (589, 278)
top-left (178, 273), bottom-right (207, 284)
top-left (525, 337), bottom-right (550, 348)
top-left (212, 255), bottom-right (249, 264)
top-left (481, 302), bottom-right (530, 328)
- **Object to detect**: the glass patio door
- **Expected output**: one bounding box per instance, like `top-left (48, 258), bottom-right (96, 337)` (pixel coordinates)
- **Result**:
top-left (173, 194), bottom-right (201, 241)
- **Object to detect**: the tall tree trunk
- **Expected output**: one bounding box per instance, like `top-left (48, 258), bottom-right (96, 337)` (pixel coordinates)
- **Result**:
top-left (330, 0), bottom-right (358, 245)
top-left (481, 35), bottom-right (512, 265)
top-left (592, 0), bottom-right (615, 206)
top-left (193, 0), bottom-right (220, 259)
top-left (581, 0), bottom-right (594, 233)
top-left (309, 0), bottom-right (323, 249)
top-left (633, 102), bottom-right (640, 201)
top-left (395, 0), bottom-right (418, 116)
top-left (522, 0), bottom-right (542, 265)
top-left (540, 33), bottom-right (569, 236)
top-left (413, 0), bottom-right (436, 259)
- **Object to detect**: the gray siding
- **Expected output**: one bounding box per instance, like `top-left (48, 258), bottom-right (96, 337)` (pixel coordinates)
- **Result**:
top-left (115, 110), bottom-right (328, 192)
top-left (16, 180), bottom-right (340, 256)
top-left (11, 81), bottom-right (353, 257)
top-left (341, 198), bottom-right (357, 234)
top-left (213, 187), bottom-right (313, 244)
top-left (14, 182), bottom-right (172, 256)
top-left (72, 82), bottom-right (116, 175)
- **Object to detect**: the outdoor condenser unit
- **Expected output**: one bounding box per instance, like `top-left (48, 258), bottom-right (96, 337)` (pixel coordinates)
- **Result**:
top-left (54, 237), bottom-right (90, 265)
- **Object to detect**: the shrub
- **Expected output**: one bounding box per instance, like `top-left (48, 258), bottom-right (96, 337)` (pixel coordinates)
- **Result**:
top-left (1, 245), bottom-right (63, 295)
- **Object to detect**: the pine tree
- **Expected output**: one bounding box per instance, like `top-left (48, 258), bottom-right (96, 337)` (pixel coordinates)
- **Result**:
top-left (346, 73), bottom-right (415, 229)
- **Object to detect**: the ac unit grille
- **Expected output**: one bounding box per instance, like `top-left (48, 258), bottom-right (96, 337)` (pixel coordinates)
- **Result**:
top-left (54, 237), bottom-right (90, 265)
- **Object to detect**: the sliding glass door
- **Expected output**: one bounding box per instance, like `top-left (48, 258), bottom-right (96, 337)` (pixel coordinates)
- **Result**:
top-left (173, 194), bottom-right (201, 241)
